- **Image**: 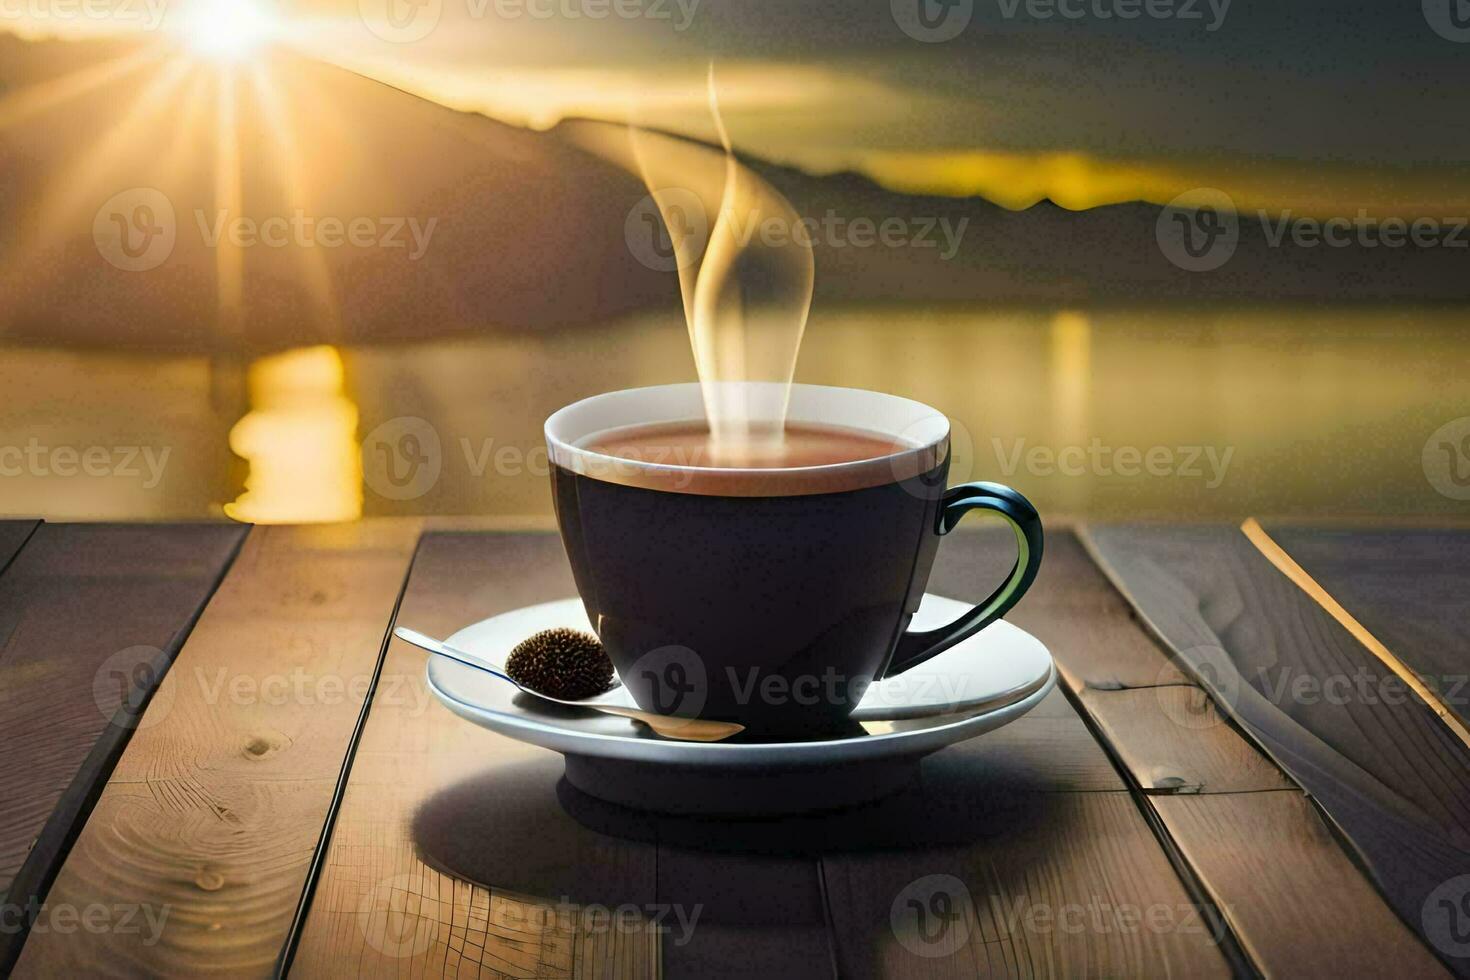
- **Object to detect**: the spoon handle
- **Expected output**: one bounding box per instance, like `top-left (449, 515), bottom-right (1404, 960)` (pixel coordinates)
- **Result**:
top-left (593, 705), bottom-right (745, 742)
top-left (394, 627), bottom-right (510, 679)
top-left (395, 625), bottom-right (744, 742)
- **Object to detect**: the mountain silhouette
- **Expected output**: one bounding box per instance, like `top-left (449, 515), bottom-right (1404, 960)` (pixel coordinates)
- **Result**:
top-left (0, 35), bottom-right (673, 352)
top-left (1, 35), bottom-right (1463, 355)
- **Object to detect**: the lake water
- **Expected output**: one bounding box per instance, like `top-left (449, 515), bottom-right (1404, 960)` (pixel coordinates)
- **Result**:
top-left (3, 305), bottom-right (1468, 523)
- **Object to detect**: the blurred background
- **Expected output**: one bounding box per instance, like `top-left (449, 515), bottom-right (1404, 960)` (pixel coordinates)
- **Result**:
top-left (2, 0), bottom-right (1467, 523)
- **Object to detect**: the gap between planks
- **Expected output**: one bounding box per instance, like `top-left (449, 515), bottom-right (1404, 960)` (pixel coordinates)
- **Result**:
top-left (1068, 523), bottom-right (1452, 978)
top-left (12, 520), bottom-right (425, 978)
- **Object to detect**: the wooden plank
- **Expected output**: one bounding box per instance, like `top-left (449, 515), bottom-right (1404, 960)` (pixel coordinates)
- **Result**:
top-left (946, 529), bottom-right (1283, 795)
top-left (12, 521), bottom-right (421, 978)
top-left (823, 792), bottom-right (1233, 979)
top-left (944, 526), bottom-right (1192, 691)
top-left (0, 519), bottom-right (39, 585)
top-left (1156, 791), bottom-right (1446, 977)
top-left (928, 529), bottom-right (1439, 975)
top-left (289, 532), bottom-right (666, 978)
top-left (1266, 527), bottom-right (1470, 726)
top-left (1083, 524), bottom-right (1470, 975)
top-left (0, 522), bottom-right (245, 968)
top-left (819, 530), bottom-right (1234, 978)
top-left (1075, 687), bottom-right (1294, 794)
top-left (938, 525), bottom-right (1130, 616)
top-left (925, 686), bottom-right (1127, 796)
top-left (655, 851), bottom-right (831, 979)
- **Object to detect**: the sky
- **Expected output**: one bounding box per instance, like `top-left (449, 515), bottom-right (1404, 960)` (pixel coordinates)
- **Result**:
top-left (4, 0), bottom-right (1470, 214)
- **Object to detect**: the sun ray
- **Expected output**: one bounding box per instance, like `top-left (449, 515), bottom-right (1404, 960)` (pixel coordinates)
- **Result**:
top-left (31, 57), bottom-right (196, 235)
top-left (0, 56), bottom-right (196, 306)
top-left (154, 66), bottom-right (214, 182)
top-left (0, 45), bottom-right (162, 131)
top-left (212, 67), bottom-right (245, 343)
top-left (247, 61), bottom-right (342, 335)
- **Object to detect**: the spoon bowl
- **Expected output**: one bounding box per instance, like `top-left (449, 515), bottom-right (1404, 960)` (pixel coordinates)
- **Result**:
top-left (394, 626), bottom-right (744, 742)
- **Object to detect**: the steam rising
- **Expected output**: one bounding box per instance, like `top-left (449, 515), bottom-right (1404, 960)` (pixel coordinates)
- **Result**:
top-left (568, 67), bottom-right (815, 462)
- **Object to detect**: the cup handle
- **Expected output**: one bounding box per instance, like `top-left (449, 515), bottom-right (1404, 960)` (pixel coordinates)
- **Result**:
top-left (883, 481), bottom-right (1044, 677)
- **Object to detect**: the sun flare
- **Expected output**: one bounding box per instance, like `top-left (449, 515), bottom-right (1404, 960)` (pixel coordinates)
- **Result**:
top-left (180, 0), bottom-right (280, 62)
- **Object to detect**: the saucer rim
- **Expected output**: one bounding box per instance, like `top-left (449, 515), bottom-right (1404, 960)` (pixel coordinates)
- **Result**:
top-left (424, 593), bottom-right (1057, 766)
top-left (427, 662), bottom-right (1056, 767)
top-left (440, 594), bottom-right (1051, 722)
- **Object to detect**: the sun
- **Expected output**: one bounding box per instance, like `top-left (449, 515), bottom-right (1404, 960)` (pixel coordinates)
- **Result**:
top-left (179, 0), bottom-right (281, 61)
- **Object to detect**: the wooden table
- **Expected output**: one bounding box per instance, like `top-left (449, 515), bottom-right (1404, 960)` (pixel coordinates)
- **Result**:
top-left (0, 518), bottom-right (1465, 978)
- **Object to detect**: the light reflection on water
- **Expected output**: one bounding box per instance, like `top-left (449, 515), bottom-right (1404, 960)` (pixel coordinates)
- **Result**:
top-left (1, 305), bottom-right (1467, 522)
top-left (225, 345), bottom-right (362, 524)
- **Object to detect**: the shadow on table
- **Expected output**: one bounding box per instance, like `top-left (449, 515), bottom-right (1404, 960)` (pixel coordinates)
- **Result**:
top-left (412, 752), bottom-right (1073, 976)
top-left (413, 747), bottom-right (1059, 881)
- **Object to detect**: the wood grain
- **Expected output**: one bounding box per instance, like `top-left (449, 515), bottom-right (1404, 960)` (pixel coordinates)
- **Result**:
top-left (0, 522), bottom-right (244, 969)
top-left (822, 792), bottom-right (1231, 979)
top-left (1155, 791), bottom-right (1447, 977)
top-left (1266, 527), bottom-right (1470, 727)
top-left (1084, 524), bottom-right (1470, 975)
top-left (12, 521), bottom-right (421, 978)
top-left (943, 528), bottom-right (1442, 975)
top-left (817, 530), bottom-right (1233, 978)
top-left (1075, 687), bottom-right (1294, 794)
top-left (289, 532), bottom-right (667, 979)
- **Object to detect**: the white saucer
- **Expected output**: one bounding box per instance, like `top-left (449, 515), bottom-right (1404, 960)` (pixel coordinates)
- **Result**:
top-left (425, 595), bottom-right (1055, 815)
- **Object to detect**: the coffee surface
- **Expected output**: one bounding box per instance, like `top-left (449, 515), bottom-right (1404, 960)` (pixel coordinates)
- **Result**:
top-left (582, 420), bottom-right (903, 469)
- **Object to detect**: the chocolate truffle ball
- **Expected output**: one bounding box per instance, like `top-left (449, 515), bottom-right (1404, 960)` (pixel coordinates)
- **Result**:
top-left (505, 628), bottom-right (615, 701)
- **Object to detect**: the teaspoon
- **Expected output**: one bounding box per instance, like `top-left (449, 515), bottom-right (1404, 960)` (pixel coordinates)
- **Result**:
top-left (394, 626), bottom-right (744, 743)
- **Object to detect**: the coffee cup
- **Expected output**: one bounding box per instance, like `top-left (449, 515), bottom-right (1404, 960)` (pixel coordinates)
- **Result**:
top-left (545, 382), bottom-right (1043, 731)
